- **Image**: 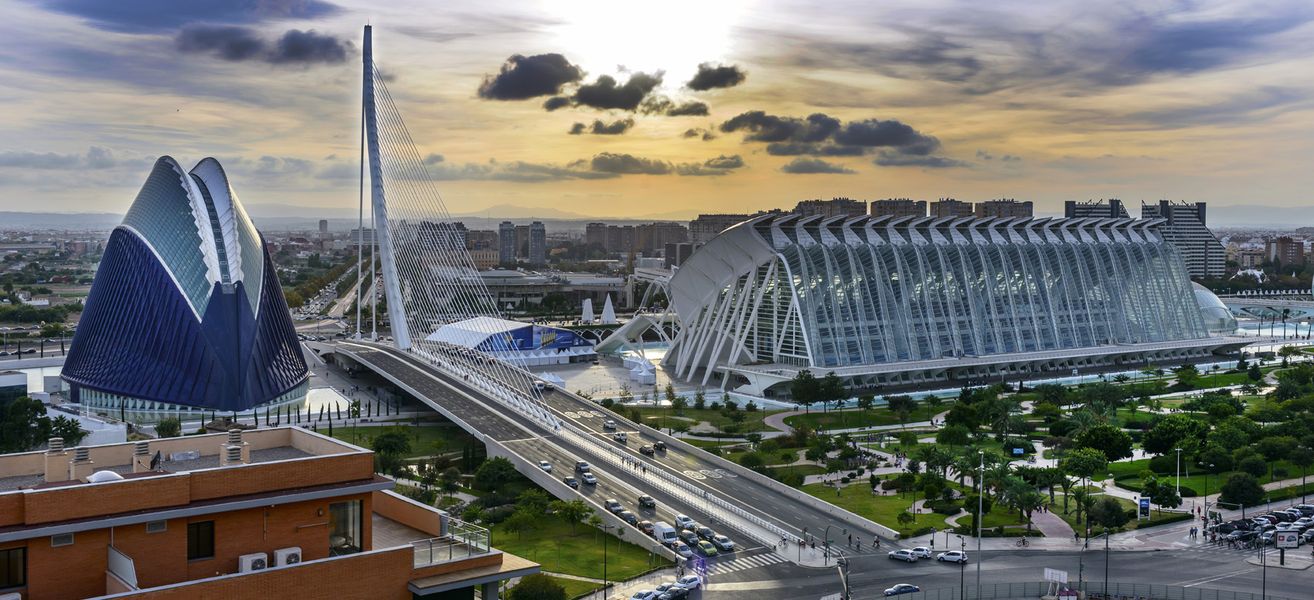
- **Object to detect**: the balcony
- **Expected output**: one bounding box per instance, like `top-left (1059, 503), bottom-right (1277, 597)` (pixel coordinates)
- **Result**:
top-left (369, 491), bottom-right (490, 567)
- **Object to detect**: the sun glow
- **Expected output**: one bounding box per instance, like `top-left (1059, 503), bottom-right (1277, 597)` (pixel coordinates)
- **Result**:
top-left (547, 0), bottom-right (749, 89)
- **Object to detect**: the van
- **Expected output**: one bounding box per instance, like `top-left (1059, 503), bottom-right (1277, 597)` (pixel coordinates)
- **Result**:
top-left (653, 522), bottom-right (678, 546)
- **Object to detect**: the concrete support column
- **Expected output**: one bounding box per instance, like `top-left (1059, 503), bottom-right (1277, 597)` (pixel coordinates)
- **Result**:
top-left (481, 582), bottom-right (497, 600)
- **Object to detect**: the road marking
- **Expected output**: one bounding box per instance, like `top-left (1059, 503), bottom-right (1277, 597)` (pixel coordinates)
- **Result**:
top-left (701, 469), bottom-right (722, 479)
top-left (684, 470), bottom-right (707, 480)
top-left (1176, 566), bottom-right (1256, 587)
top-left (715, 469), bottom-right (738, 478)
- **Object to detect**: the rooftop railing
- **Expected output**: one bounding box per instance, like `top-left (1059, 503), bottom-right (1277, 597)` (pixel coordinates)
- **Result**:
top-left (411, 517), bottom-right (490, 567)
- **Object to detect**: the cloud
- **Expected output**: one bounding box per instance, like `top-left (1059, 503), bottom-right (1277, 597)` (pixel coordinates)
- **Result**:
top-left (542, 96), bottom-right (571, 111)
top-left (175, 26), bottom-right (351, 65)
top-left (765, 142), bottom-right (865, 156)
top-left (640, 97), bottom-right (709, 116)
top-left (1001, 154), bottom-right (1022, 162)
top-left (720, 111), bottom-right (839, 143)
top-left (423, 154), bottom-right (444, 165)
top-left (568, 119), bottom-right (635, 135)
top-left (873, 152), bottom-right (966, 168)
top-left (676, 154), bottom-right (745, 176)
top-left (0, 146), bottom-right (137, 170)
top-left (780, 157), bottom-right (855, 174)
top-left (976, 150), bottom-right (994, 160)
top-left (682, 128), bottom-right (717, 141)
top-left (477, 54), bottom-right (584, 100)
top-left (589, 152), bottom-right (672, 175)
top-left (722, 110), bottom-right (961, 165)
top-left (686, 63), bottom-right (747, 90)
top-left (35, 0), bottom-right (341, 33)
top-left (572, 72), bottom-right (663, 111)
top-left (833, 119), bottom-right (940, 152)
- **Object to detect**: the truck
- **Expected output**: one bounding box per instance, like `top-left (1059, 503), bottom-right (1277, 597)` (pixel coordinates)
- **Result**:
top-left (653, 521), bottom-right (678, 546)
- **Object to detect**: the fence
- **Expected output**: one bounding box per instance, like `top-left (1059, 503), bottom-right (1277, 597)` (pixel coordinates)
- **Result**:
top-left (411, 517), bottom-right (489, 567)
top-left (875, 582), bottom-right (1300, 600)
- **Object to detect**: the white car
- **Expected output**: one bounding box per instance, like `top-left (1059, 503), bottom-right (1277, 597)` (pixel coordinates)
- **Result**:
top-left (936, 550), bottom-right (969, 563)
top-left (538, 460), bottom-right (552, 472)
top-left (675, 575), bottom-right (701, 589)
top-left (581, 472), bottom-right (598, 485)
top-left (910, 546), bottom-right (932, 559)
top-left (603, 419), bottom-right (618, 430)
top-left (711, 534), bottom-right (735, 552)
top-left (888, 549), bottom-right (918, 562)
top-left (674, 514), bottom-right (695, 530)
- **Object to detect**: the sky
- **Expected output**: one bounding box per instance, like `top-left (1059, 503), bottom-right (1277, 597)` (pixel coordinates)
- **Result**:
top-left (1, 0), bottom-right (1312, 221)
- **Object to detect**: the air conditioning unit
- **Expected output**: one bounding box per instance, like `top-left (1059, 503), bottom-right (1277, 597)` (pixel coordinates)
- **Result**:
top-left (273, 547), bottom-right (302, 567)
top-left (238, 552), bottom-right (268, 573)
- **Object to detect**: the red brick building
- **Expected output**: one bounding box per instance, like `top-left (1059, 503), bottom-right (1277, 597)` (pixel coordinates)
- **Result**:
top-left (0, 427), bottom-right (536, 599)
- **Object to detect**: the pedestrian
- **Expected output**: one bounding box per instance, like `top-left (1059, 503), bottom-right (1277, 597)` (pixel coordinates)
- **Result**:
top-left (848, 534), bottom-right (853, 547)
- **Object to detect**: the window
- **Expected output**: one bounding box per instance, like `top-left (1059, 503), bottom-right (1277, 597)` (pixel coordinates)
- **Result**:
top-left (187, 521), bottom-right (214, 560)
top-left (50, 533), bottom-right (74, 547)
top-left (146, 520), bottom-right (167, 534)
top-left (0, 547), bottom-right (24, 589)
top-left (328, 500), bottom-right (362, 556)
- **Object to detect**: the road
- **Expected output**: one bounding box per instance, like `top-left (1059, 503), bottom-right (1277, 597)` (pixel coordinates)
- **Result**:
top-left (333, 342), bottom-right (895, 566)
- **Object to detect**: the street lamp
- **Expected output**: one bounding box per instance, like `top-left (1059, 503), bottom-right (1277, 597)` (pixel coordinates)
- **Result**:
top-left (976, 450), bottom-right (984, 600)
top-left (958, 535), bottom-right (967, 600)
top-left (1204, 464), bottom-right (1214, 526)
top-left (1102, 530), bottom-right (1111, 598)
top-left (1175, 448), bottom-right (1183, 498)
top-left (599, 523), bottom-right (614, 599)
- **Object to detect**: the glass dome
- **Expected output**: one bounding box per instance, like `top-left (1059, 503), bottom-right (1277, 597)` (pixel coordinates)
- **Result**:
top-left (1192, 283), bottom-right (1238, 335)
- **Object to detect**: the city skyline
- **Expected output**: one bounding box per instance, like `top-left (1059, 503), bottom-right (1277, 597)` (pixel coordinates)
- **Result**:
top-left (1, 0), bottom-right (1312, 221)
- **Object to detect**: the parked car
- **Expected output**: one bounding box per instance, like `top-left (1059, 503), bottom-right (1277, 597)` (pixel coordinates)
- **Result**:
top-left (675, 575), bottom-right (702, 590)
top-left (937, 550), bottom-right (969, 563)
top-left (538, 460), bottom-right (552, 472)
top-left (674, 514), bottom-right (695, 530)
top-left (581, 472), bottom-right (598, 485)
top-left (563, 476), bottom-right (579, 489)
top-left (605, 499), bottom-right (624, 514)
top-left (638, 495), bottom-right (656, 509)
top-left (711, 534), bottom-right (735, 552)
top-left (696, 540), bottom-right (719, 556)
top-left (884, 584), bottom-right (921, 596)
top-left (910, 546), bottom-right (932, 559)
top-left (888, 549), bottom-right (918, 562)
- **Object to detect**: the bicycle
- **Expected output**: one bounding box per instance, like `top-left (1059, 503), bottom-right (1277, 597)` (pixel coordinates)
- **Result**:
top-left (1016, 537), bottom-right (1030, 547)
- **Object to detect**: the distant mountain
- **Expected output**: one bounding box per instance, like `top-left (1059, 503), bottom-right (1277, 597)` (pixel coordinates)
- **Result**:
top-left (0, 211), bottom-right (121, 230)
top-left (1206, 205), bottom-right (1314, 229)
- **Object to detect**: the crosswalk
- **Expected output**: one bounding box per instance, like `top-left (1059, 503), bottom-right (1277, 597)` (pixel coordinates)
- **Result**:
top-left (689, 551), bottom-right (788, 575)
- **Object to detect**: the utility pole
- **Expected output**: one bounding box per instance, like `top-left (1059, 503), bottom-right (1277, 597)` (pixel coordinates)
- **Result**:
top-left (1175, 447), bottom-right (1182, 498)
top-left (976, 450), bottom-right (984, 599)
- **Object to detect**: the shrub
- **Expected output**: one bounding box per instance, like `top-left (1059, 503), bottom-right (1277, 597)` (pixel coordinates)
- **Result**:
top-left (928, 500), bottom-right (960, 514)
top-left (481, 504), bottom-right (517, 524)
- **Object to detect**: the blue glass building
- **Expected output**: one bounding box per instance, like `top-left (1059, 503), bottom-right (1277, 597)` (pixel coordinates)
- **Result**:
top-left (62, 157), bottom-right (309, 413)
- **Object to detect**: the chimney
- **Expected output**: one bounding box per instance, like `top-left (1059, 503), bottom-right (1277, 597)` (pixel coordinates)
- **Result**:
top-left (44, 437), bottom-right (69, 483)
top-left (221, 445), bottom-right (244, 467)
top-left (69, 446), bottom-right (94, 481)
top-left (133, 441), bottom-right (151, 473)
top-left (220, 429), bottom-right (250, 465)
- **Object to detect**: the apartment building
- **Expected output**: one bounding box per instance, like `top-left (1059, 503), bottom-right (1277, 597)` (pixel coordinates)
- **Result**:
top-left (0, 427), bottom-right (535, 599)
top-left (793, 198), bottom-right (867, 219)
top-left (974, 199), bottom-right (1033, 219)
top-left (1141, 201), bottom-right (1226, 278)
top-left (929, 198), bottom-right (973, 218)
top-left (868, 198), bottom-right (926, 219)
top-left (1064, 199), bottom-right (1130, 219)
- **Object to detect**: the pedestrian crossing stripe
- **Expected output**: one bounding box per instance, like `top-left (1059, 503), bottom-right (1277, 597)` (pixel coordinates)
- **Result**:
top-left (697, 553), bottom-right (787, 575)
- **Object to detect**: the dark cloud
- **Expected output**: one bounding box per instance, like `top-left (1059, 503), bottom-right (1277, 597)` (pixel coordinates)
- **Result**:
top-left (426, 159), bottom-right (617, 182)
top-left (765, 142), bottom-right (866, 156)
top-left (682, 128), bottom-right (717, 141)
top-left (666, 101), bottom-right (709, 116)
top-left (477, 54), bottom-right (584, 100)
top-left (589, 152), bottom-right (672, 175)
top-left (568, 119), bottom-right (635, 135)
top-left (686, 63), bottom-right (747, 90)
top-left (641, 97), bottom-right (709, 116)
top-left (676, 154), bottom-right (746, 176)
top-left (833, 119), bottom-right (939, 151)
top-left (175, 26), bottom-right (350, 65)
top-left (1001, 154), bottom-right (1021, 162)
top-left (268, 29), bottom-right (350, 64)
top-left (543, 96), bottom-right (571, 111)
top-left (720, 111), bottom-right (839, 143)
top-left (35, 0), bottom-right (341, 33)
top-left (423, 154), bottom-right (444, 165)
top-left (780, 157), bottom-right (855, 174)
top-left (976, 149), bottom-right (994, 160)
top-left (873, 152), bottom-right (966, 168)
top-left (572, 72), bottom-right (663, 111)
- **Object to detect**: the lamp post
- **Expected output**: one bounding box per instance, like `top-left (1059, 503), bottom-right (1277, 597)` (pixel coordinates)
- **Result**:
top-left (1175, 448), bottom-right (1183, 498)
top-left (976, 450), bottom-right (984, 599)
top-left (1103, 531), bottom-right (1111, 598)
top-left (600, 524), bottom-right (613, 598)
top-left (1204, 464), bottom-right (1214, 525)
top-left (959, 535), bottom-right (966, 600)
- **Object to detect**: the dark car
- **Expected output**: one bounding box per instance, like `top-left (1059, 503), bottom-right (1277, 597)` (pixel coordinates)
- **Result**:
top-left (884, 584), bottom-right (920, 596)
top-left (638, 495), bottom-right (656, 509)
top-left (653, 441), bottom-right (667, 452)
top-left (678, 530), bottom-right (699, 546)
top-left (563, 477), bottom-right (579, 489)
top-left (657, 588), bottom-right (690, 600)
top-left (620, 510), bottom-right (639, 525)
top-left (695, 526), bottom-right (715, 541)
top-left (640, 445), bottom-right (655, 456)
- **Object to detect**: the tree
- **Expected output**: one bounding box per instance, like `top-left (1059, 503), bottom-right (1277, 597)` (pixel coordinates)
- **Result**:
top-left (0, 396), bottom-right (51, 452)
top-left (1173, 364), bottom-right (1201, 389)
top-left (518, 488), bottom-right (551, 513)
top-left (1247, 363), bottom-right (1263, 382)
top-left (1237, 454), bottom-right (1268, 478)
top-left (1073, 424), bottom-right (1133, 461)
top-left (508, 573), bottom-right (567, 600)
top-left (887, 395), bottom-right (916, 429)
top-left (819, 371), bottom-right (847, 411)
top-left (550, 499), bottom-right (592, 535)
top-left (936, 424), bottom-right (971, 446)
top-left (1141, 476), bottom-right (1181, 513)
top-left (1219, 473), bottom-right (1265, 507)
top-left (790, 369), bottom-right (820, 410)
top-left (1141, 414), bottom-right (1206, 456)
top-left (473, 456), bottom-right (518, 491)
top-left (154, 416), bottom-right (182, 439)
top-left (372, 430), bottom-right (412, 475)
top-left (896, 511), bottom-right (916, 528)
top-left (1088, 496), bottom-right (1130, 532)
top-left (857, 395), bottom-right (874, 411)
top-left (1290, 446), bottom-right (1314, 502)
top-left (1061, 447), bottom-right (1109, 482)
top-left (439, 467), bottom-right (461, 499)
top-left (49, 416), bottom-right (86, 447)
top-left (503, 508), bottom-right (538, 540)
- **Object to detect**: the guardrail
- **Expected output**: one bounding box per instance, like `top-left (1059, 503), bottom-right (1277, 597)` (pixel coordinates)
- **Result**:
top-left (887, 581), bottom-right (1300, 600)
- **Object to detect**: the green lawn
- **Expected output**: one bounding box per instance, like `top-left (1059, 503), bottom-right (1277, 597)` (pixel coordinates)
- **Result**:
top-left (770, 464), bottom-right (827, 478)
top-left (1109, 457), bottom-right (1301, 496)
top-left (490, 517), bottom-right (669, 581)
top-left (1052, 493), bottom-right (1188, 533)
top-left (630, 406), bottom-right (779, 433)
top-left (800, 483), bottom-right (954, 537)
top-left (1194, 371), bottom-right (1253, 389)
top-left (541, 576), bottom-right (602, 599)
top-left (329, 423), bottom-right (479, 459)
top-left (783, 403), bottom-right (945, 431)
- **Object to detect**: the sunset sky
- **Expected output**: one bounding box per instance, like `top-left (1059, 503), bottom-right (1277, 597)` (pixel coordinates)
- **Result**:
top-left (1, 0), bottom-right (1312, 221)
